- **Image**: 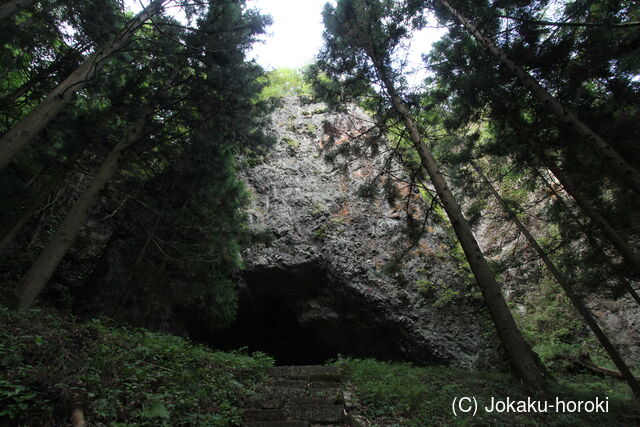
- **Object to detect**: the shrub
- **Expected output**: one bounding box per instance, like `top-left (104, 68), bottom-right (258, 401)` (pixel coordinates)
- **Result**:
top-left (259, 68), bottom-right (312, 99)
top-left (0, 309), bottom-right (273, 426)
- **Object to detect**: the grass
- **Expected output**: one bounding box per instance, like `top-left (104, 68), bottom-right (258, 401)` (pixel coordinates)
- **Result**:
top-left (3, 309), bottom-right (639, 426)
top-left (0, 308), bottom-right (273, 426)
top-left (334, 357), bottom-right (640, 426)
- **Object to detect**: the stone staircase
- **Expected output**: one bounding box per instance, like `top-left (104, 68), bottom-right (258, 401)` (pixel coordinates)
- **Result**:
top-left (241, 365), bottom-right (362, 426)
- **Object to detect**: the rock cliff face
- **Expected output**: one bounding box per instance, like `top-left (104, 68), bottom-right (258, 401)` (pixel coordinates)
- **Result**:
top-left (470, 175), bottom-right (640, 365)
top-left (216, 97), bottom-right (501, 368)
top-left (588, 296), bottom-right (640, 364)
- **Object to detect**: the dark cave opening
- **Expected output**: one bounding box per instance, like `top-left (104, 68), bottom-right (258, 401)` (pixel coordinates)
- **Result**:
top-left (211, 300), bottom-right (347, 365)
top-left (207, 262), bottom-right (411, 366)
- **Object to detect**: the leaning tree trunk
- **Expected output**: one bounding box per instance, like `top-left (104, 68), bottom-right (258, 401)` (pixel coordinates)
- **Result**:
top-left (437, 0), bottom-right (640, 195)
top-left (0, 144), bottom-right (87, 257)
top-left (0, 48), bottom-right (80, 108)
top-left (473, 162), bottom-right (640, 399)
top-left (0, 0), bottom-right (36, 21)
top-left (0, 0), bottom-right (166, 172)
top-left (0, 105), bottom-right (117, 257)
top-left (537, 151), bottom-right (640, 276)
top-left (507, 117), bottom-right (640, 278)
top-left (14, 113), bottom-right (149, 309)
top-left (374, 71), bottom-right (549, 392)
top-left (537, 172), bottom-right (640, 306)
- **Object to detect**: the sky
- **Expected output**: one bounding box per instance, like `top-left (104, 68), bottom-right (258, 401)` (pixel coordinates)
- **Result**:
top-left (124, 0), bottom-right (448, 79)
top-left (247, 0), bottom-right (328, 69)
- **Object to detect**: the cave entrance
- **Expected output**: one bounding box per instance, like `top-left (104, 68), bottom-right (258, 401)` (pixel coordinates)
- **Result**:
top-left (212, 299), bottom-right (346, 365)
top-left (208, 262), bottom-right (401, 365)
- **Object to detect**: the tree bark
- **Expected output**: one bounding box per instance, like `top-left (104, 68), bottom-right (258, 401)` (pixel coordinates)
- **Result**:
top-left (497, 14), bottom-right (640, 29)
top-left (70, 406), bottom-right (86, 427)
top-left (437, 0), bottom-right (640, 195)
top-left (537, 151), bottom-right (640, 276)
top-left (508, 116), bottom-right (640, 278)
top-left (0, 146), bottom-right (86, 257)
top-left (578, 355), bottom-right (640, 381)
top-left (0, 48), bottom-right (80, 108)
top-left (0, 0), bottom-right (166, 172)
top-left (473, 162), bottom-right (640, 399)
top-left (0, 0), bottom-right (36, 21)
top-left (375, 72), bottom-right (549, 391)
top-left (0, 104), bottom-right (117, 257)
top-left (14, 113), bottom-right (150, 309)
top-left (538, 172), bottom-right (640, 306)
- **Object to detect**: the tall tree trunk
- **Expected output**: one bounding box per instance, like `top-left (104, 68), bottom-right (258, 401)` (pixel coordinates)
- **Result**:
top-left (625, 283), bottom-right (640, 306)
top-left (0, 105), bottom-right (116, 257)
top-left (507, 117), bottom-right (640, 277)
top-left (0, 145), bottom-right (86, 257)
top-left (437, 0), bottom-right (640, 195)
top-left (538, 172), bottom-right (640, 306)
top-left (375, 72), bottom-right (549, 392)
top-left (0, 48), bottom-right (80, 107)
top-left (537, 151), bottom-right (640, 276)
top-left (0, 0), bottom-right (35, 21)
top-left (14, 113), bottom-right (150, 309)
top-left (473, 162), bottom-right (640, 399)
top-left (0, 0), bottom-right (166, 172)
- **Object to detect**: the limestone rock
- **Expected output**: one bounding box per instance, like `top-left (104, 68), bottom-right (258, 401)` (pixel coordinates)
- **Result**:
top-left (222, 97), bottom-right (501, 369)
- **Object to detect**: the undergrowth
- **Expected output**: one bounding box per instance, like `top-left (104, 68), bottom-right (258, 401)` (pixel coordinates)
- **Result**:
top-left (0, 308), bottom-right (273, 426)
top-left (334, 357), bottom-right (640, 426)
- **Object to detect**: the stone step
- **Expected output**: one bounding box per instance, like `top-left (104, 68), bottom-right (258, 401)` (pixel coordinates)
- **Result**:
top-left (254, 386), bottom-right (344, 401)
top-left (266, 379), bottom-right (308, 388)
top-left (244, 422), bottom-right (309, 427)
top-left (243, 404), bottom-right (345, 423)
top-left (242, 365), bottom-right (350, 426)
top-left (287, 396), bottom-right (343, 406)
top-left (245, 393), bottom-right (343, 409)
top-left (287, 404), bottom-right (346, 423)
top-left (269, 365), bottom-right (344, 382)
top-left (308, 381), bottom-right (342, 390)
top-left (244, 393), bottom-right (286, 409)
top-left (256, 386), bottom-right (308, 399)
top-left (243, 408), bottom-right (288, 422)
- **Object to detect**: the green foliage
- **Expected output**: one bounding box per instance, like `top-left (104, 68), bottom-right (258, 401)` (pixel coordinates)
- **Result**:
top-left (283, 136), bottom-right (300, 154)
top-left (302, 107), bottom-right (327, 116)
top-left (512, 279), bottom-right (598, 372)
top-left (308, 199), bottom-right (328, 218)
top-left (335, 357), bottom-right (637, 426)
top-left (425, 0), bottom-right (640, 293)
top-left (415, 277), bottom-right (460, 307)
top-left (259, 68), bottom-right (312, 99)
top-left (0, 0), bottom-right (275, 329)
top-left (0, 309), bottom-right (273, 426)
top-left (313, 217), bottom-right (345, 240)
top-left (305, 123), bottom-right (318, 135)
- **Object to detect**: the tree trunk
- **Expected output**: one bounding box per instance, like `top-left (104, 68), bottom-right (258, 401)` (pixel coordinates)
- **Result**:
top-left (14, 113), bottom-right (150, 309)
top-left (507, 116), bottom-right (640, 277)
top-left (376, 73), bottom-right (549, 392)
top-left (538, 172), bottom-right (640, 306)
top-left (626, 283), bottom-right (640, 306)
top-left (0, 0), bottom-right (166, 172)
top-left (0, 104), bottom-right (117, 257)
top-left (0, 0), bottom-right (36, 21)
top-left (437, 0), bottom-right (640, 195)
top-left (473, 162), bottom-right (640, 399)
top-left (0, 49), bottom-right (80, 108)
top-left (0, 145), bottom-right (86, 257)
top-left (70, 406), bottom-right (86, 427)
top-left (537, 151), bottom-right (640, 276)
